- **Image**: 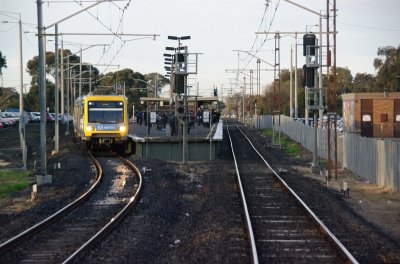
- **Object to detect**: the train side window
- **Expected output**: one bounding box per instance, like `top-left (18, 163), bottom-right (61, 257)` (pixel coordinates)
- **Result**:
top-left (80, 103), bottom-right (84, 119)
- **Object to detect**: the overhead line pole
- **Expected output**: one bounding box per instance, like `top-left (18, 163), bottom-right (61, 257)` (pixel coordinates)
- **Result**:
top-left (37, 0), bottom-right (49, 181)
top-left (54, 24), bottom-right (59, 153)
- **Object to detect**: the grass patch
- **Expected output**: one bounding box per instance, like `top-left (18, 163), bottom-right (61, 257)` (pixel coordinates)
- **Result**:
top-left (0, 170), bottom-right (32, 199)
top-left (261, 128), bottom-right (302, 158)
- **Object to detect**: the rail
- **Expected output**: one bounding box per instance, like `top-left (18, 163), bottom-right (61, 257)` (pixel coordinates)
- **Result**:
top-left (63, 155), bottom-right (143, 263)
top-left (226, 121), bottom-right (259, 264)
top-left (234, 124), bottom-right (358, 264)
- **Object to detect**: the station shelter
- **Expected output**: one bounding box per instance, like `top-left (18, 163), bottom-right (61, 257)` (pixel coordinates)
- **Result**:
top-left (342, 92), bottom-right (400, 138)
top-left (136, 96), bottom-right (219, 128)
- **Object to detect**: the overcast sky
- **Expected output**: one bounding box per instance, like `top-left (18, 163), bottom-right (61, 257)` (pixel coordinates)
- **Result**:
top-left (1, 0), bottom-right (399, 98)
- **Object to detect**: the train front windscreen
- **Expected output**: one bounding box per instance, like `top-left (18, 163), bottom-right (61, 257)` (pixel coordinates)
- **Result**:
top-left (88, 101), bottom-right (124, 124)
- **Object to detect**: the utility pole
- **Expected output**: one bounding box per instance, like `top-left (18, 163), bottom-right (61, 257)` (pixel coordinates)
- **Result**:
top-left (242, 76), bottom-right (246, 122)
top-left (273, 33), bottom-right (281, 146)
top-left (18, 13), bottom-right (26, 170)
top-left (294, 32), bottom-right (298, 118)
top-left (1, 12), bottom-right (25, 164)
top-left (290, 45), bottom-right (293, 118)
top-left (257, 59), bottom-right (261, 128)
top-left (53, 24), bottom-right (59, 154)
top-left (66, 58), bottom-right (70, 135)
top-left (36, 0), bottom-right (50, 183)
top-left (60, 39), bottom-right (64, 116)
top-left (79, 45), bottom-right (82, 97)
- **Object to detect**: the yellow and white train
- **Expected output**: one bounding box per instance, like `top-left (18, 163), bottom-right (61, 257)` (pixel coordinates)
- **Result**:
top-left (73, 93), bottom-right (133, 154)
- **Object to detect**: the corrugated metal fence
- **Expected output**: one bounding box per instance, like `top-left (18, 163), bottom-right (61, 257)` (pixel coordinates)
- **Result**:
top-left (247, 115), bottom-right (400, 191)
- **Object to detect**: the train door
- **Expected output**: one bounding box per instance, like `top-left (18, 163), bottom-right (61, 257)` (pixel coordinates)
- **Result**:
top-left (394, 99), bottom-right (400, 138)
top-left (361, 99), bottom-right (373, 137)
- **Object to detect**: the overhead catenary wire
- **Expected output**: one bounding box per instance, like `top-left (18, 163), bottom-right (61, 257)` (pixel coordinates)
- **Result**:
top-left (338, 21), bottom-right (400, 32)
top-left (70, 0), bottom-right (134, 74)
top-left (232, 0), bottom-right (281, 90)
top-left (244, 0), bottom-right (280, 69)
top-left (244, 0), bottom-right (270, 62)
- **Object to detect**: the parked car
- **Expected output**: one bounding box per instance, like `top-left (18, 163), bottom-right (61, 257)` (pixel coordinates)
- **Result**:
top-left (28, 112), bottom-right (40, 123)
top-left (0, 112), bottom-right (18, 127)
top-left (30, 112), bottom-right (41, 122)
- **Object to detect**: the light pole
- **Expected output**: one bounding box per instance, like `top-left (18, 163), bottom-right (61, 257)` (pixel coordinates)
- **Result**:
top-left (257, 59), bottom-right (261, 129)
top-left (1, 12), bottom-right (26, 169)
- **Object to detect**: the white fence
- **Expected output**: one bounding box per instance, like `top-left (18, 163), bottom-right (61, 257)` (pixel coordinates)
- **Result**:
top-left (248, 115), bottom-right (400, 191)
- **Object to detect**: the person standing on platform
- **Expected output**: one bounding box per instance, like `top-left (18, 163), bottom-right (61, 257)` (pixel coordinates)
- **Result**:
top-left (162, 112), bottom-right (168, 129)
top-left (138, 110), bottom-right (143, 126)
top-left (147, 111), bottom-right (151, 134)
top-left (197, 109), bottom-right (203, 126)
top-left (170, 113), bottom-right (177, 136)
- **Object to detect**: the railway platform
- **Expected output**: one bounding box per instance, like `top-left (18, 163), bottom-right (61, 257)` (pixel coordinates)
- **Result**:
top-left (128, 119), bottom-right (223, 161)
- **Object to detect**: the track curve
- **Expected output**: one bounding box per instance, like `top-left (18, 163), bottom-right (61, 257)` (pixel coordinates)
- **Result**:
top-left (0, 153), bottom-right (142, 263)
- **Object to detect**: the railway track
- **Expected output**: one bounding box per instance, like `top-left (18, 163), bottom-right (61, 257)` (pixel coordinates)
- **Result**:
top-left (227, 123), bottom-right (358, 263)
top-left (0, 152), bottom-right (142, 263)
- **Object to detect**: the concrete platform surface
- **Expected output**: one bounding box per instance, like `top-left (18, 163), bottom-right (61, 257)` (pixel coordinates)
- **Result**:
top-left (128, 119), bottom-right (221, 142)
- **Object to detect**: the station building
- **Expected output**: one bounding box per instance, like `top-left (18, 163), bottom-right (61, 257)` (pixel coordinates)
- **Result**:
top-left (342, 92), bottom-right (400, 138)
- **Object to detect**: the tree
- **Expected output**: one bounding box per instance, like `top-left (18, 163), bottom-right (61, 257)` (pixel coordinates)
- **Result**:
top-left (25, 49), bottom-right (99, 111)
top-left (96, 69), bottom-right (168, 117)
top-left (0, 87), bottom-right (18, 110)
top-left (373, 45), bottom-right (400, 92)
top-left (261, 68), bottom-right (305, 117)
top-left (224, 92), bottom-right (242, 118)
top-left (0, 51), bottom-right (6, 77)
top-left (145, 72), bottom-right (169, 97)
top-left (352, 73), bottom-right (376, 92)
top-left (24, 81), bottom-right (55, 112)
top-left (334, 67), bottom-right (353, 95)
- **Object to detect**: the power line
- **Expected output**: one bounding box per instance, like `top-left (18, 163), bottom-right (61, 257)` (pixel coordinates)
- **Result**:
top-left (71, 0), bottom-right (134, 74)
top-left (245, 0), bottom-right (270, 61)
top-left (241, 0), bottom-right (281, 73)
top-left (338, 21), bottom-right (400, 32)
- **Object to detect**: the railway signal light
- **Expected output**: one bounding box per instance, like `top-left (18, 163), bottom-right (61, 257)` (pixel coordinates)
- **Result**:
top-left (174, 74), bottom-right (185, 94)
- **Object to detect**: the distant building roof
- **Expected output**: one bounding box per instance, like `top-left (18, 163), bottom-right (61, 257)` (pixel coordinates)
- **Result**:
top-left (341, 92), bottom-right (400, 100)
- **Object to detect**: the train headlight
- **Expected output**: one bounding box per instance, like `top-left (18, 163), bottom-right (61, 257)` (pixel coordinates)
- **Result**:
top-left (119, 125), bottom-right (126, 132)
top-left (86, 126), bottom-right (95, 132)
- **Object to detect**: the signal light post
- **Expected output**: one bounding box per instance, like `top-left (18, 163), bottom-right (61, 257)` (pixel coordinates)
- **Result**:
top-left (166, 35), bottom-right (191, 164)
